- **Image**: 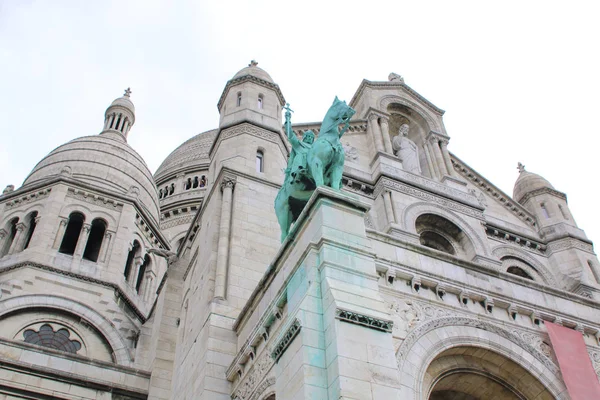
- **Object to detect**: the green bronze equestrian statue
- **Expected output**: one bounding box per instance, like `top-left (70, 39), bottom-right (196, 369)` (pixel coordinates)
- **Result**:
top-left (274, 97), bottom-right (355, 242)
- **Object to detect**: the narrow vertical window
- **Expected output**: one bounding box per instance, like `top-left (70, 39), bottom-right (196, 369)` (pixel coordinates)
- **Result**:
top-left (256, 150), bottom-right (264, 173)
top-left (83, 219), bottom-right (107, 262)
top-left (23, 212), bottom-right (38, 250)
top-left (185, 178), bottom-right (192, 190)
top-left (237, 92), bottom-right (242, 107)
top-left (540, 203), bottom-right (550, 219)
top-left (59, 212), bottom-right (85, 255)
top-left (124, 241), bottom-right (141, 282)
top-left (200, 176), bottom-right (206, 187)
top-left (170, 183), bottom-right (175, 195)
top-left (257, 95), bottom-right (263, 109)
top-left (1, 218), bottom-right (19, 257)
top-left (136, 255), bottom-right (150, 293)
top-left (193, 176), bottom-right (199, 189)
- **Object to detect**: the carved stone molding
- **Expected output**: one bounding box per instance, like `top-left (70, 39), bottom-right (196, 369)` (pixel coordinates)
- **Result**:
top-left (4, 188), bottom-right (51, 209)
top-left (587, 348), bottom-right (600, 380)
top-left (335, 308), bottom-right (393, 333)
top-left (271, 319), bottom-right (301, 360)
top-left (518, 187), bottom-right (567, 205)
top-left (248, 376), bottom-right (276, 400)
top-left (292, 121), bottom-right (367, 137)
top-left (396, 314), bottom-right (558, 374)
top-left (66, 188), bottom-right (123, 211)
top-left (374, 174), bottom-right (479, 212)
top-left (160, 214), bottom-right (194, 230)
top-left (547, 238), bottom-right (594, 255)
top-left (487, 226), bottom-right (546, 253)
top-left (452, 157), bottom-right (537, 227)
top-left (220, 124), bottom-right (280, 145)
top-left (220, 177), bottom-right (237, 192)
top-left (233, 348), bottom-right (275, 400)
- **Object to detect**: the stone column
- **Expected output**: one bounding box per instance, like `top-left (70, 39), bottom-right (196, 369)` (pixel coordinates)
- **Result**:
top-left (176, 173), bottom-right (186, 192)
top-left (368, 114), bottom-right (384, 153)
top-left (423, 142), bottom-right (438, 179)
top-left (379, 117), bottom-right (393, 154)
top-left (73, 223), bottom-right (91, 258)
top-left (215, 177), bottom-right (235, 300)
top-left (131, 255), bottom-right (144, 285)
top-left (7, 223), bottom-right (26, 255)
top-left (382, 190), bottom-right (396, 225)
top-left (440, 139), bottom-right (457, 177)
top-left (429, 137), bottom-right (448, 177)
top-left (0, 229), bottom-right (7, 255)
top-left (99, 231), bottom-right (113, 264)
top-left (52, 218), bottom-right (68, 249)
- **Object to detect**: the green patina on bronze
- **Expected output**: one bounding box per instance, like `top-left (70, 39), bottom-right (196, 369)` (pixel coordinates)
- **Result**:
top-left (275, 97), bottom-right (356, 242)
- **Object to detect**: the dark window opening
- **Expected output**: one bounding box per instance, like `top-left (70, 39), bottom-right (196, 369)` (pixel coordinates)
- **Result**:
top-left (23, 212), bottom-right (38, 250)
top-left (124, 241), bottom-right (141, 282)
top-left (507, 266), bottom-right (534, 280)
top-left (59, 212), bottom-right (85, 255)
top-left (256, 150), bottom-right (264, 173)
top-left (193, 176), bottom-right (199, 189)
top-left (23, 324), bottom-right (82, 354)
top-left (83, 219), bottom-right (107, 262)
top-left (1, 218), bottom-right (18, 257)
top-left (136, 254), bottom-right (150, 293)
top-left (419, 231), bottom-right (456, 255)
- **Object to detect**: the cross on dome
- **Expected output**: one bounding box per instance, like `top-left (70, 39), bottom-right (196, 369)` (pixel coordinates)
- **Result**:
top-left (124, 87), bottom-right (132, 97)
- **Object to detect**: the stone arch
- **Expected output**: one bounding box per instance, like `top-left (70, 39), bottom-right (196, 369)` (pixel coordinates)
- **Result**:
top-left (379, 95), bottom-right (443, 134)
top-left (396, 316), bottom-right (566, 400)
top-left (402, 202), bottom-right (489, 258)
top-left (1, 203), bottom-right (44, 226)
top-left (59, 203), bottom-right (94, 220)
top-left (87, 209), bottom-right (117, 229)
top-left (492, 245), bottom-right (557, 286)
top-left (253, 376), bottom-right (276, 400)
top-left (0, 294), bottom-right (132, 365)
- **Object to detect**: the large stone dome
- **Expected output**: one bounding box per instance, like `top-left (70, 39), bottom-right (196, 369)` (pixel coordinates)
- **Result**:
top-left (513, 166), bottom-right (554, 204)
top-left (232, 60), bottom-right (274, 83)
top-left (154, 129), bottom-right (218, 180)
top-left (23, 132), bottom-right (160, 223)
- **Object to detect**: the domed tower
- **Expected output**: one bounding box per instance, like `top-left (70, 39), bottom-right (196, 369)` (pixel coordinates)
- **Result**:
top-left (0, 90), bottom-right (170, 387)
top-left (513, 163), bottom-right (600, 296)
top-left (217, 60), bottom-right (285, 133)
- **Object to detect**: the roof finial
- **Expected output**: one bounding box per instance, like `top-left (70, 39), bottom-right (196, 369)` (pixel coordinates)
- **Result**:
top-left (517, 162), bottom-right (526, 173)
top-left (388, 72), bottom-right (404, 83)
top-left (124, 87), bottom-right (132, 97)
top-left (249, 60), bottom-right (258, 67)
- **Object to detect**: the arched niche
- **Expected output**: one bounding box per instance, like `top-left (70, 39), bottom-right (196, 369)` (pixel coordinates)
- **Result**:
top-left (396, 317), bottom-right (566, 400)
top-left (492, 246), bottom-right (557, 286)
top-left (0, 294), bottom-right (133, 365)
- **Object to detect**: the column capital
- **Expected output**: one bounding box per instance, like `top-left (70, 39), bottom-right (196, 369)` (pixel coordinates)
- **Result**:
top-left (15, 222), bottom-right (27, 232)
top-left (0, 228), bottom-right (7, 239)
top-left (220, 177), bottom-right (236, 192)
top-left (59, 217), bottom-right (68, 227)
top-left (82, 223), bottom-right (92, 233)
top-left (439, 138), bottom-right (450, 147)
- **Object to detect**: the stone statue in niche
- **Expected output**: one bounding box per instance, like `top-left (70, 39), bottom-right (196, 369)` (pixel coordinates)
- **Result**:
top-left (343, 142), bottom-right (359, 162)
top-left (392, 124), bottom-right (421, 174)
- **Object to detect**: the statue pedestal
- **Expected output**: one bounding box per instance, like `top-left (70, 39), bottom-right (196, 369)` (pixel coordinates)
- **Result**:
top-left (267, 187), bottom-right (403, 399)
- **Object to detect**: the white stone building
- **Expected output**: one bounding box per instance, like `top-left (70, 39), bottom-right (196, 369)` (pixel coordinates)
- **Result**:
top-left (1, 62), bottom-right (600, 399)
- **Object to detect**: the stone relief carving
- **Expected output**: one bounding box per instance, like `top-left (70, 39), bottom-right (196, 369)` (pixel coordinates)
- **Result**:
top-left (271, 319), bottom-right (301, 360)
top-left (5, 188), bottom-right (51, 209)
top-left (388, 299), bottom-right (421, 339)
top-left (343, 141), bottom-right (359, 162)
top-left (587, 348), bottom-right (600, 381)
top-left (384, 296), bottom-right (558, 375)
top-left (234, 348), bottom-right (275, 400)
top-left (547, 238), bottom-right (594, 254)
top-left (2, 185), bottom-right (14, 195)
top-left (249, 376), bottom-right (276, 400)
top-left (66, 188), bottom-right (122, 210)
top-left (335, 308), bottom-right (393, 333)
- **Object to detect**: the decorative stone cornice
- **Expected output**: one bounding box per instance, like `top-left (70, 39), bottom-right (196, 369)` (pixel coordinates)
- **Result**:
top-left (291, 120), bottom-right (367, 137)
top-left (349, 79), bottom-right (445, 115)
top-left (426, 130), bottom-right (450, 142)
top-left (66, 187), bottom-right (123, 210)
top-left (335, 308), bottom-right (393, 332)
top-left (518, 187), bottom-right (567, 206)
top-left (217, 74), bottom-right (286, 111)
top-left (362, 106), bottom-right (391, 121)
top-left (451, 154), bottom-right (537, 227)
top-left (3, 188), bottom-right (51, 209)
top-left (210, 123), bottom-right (288, 159)
top-left (547, 237), bottom-right (594, 255)
top-left (485, 225), bottom-right (546, 253)
top-left (271, 319), bottom-right (301, 360)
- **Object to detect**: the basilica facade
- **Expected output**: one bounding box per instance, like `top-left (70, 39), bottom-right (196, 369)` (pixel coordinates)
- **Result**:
top-left (1, 62), bottom-right (599, 399)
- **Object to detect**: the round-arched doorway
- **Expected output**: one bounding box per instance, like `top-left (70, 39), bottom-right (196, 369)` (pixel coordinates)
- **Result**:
top-left (425, 346), bottom-right (554, 399)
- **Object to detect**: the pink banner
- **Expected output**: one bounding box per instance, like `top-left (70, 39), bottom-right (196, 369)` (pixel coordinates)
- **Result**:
top-left (546, 321), bottom-right (600, 400)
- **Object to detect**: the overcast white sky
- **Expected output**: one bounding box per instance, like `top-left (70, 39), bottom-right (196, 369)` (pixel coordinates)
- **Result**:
top-left (1, 1), bottom-right (599, 245)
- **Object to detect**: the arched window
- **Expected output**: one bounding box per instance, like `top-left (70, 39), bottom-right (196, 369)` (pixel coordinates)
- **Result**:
top-left (256, 150), bottom-right (264, 173)
top-left (59, 212), bottom-right (85, 255)
top-left (185, 178), bottom-right (192, 190)
top-left (507, 266), bottom-right (534, 280)
top-left (83, 219), bottom-right (107, 262)
top-left (200, 175), bottom-right (207, 187)
top-left (22, 211), bottom-right (39, 250)
top-left (23, 324), bottom-right (82, 354)
top-left (415, 214), bottom-right (474, 258)
top-left (237, 92), bottom-right (242, 107)
top-left (169, 183), bottom-right (175, 195)
top-left (124, 240), bottom-right (141, 282)
top-left (159, 189), bottom-right (164, 199)
top-left (164, 186), bottom-right (169, 197)
top-left (193, 176), bottom-right (199, 189)
top-left (258, 95), bottom-right (263, 109)
top-left (136, 254), bottom-right (150, 293)
top-left (0, 218), bottom-right (19, 257)
top-left (419, 231), bottom-right (455, 255)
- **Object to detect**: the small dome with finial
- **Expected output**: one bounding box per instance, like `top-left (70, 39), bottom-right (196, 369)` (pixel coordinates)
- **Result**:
top-left (109, 87), bottom-right (135, 112)
top-left (102, 88), bottom-right (136, 140)
top-left (232, 60), bottom-right (274, 83)
top-left (513, 162), bottom-right (555, 204)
